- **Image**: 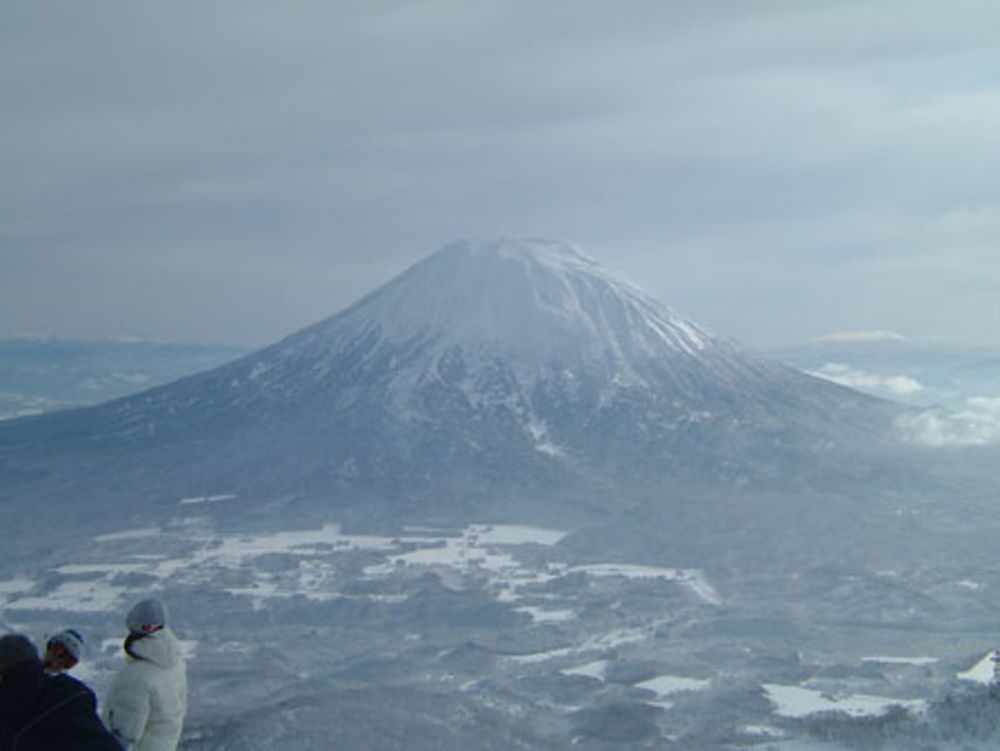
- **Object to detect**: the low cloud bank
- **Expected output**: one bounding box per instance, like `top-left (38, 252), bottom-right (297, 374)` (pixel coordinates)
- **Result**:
top-left (897, 396), bottom-right (1000, 446)
top-left (813, 331), bottom-right (908, 343)
top-left (808, 361), bottom-right (1000, 446)
top-left (809, 363), bottom-right (923, 397)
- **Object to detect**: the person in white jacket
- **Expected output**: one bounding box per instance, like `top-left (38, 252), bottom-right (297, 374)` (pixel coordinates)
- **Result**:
top-left (103, 599), bottom-right (187, 751)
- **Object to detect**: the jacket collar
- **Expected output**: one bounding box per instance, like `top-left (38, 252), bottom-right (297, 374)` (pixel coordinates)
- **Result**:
top-left (127, 627), bottom-right (179, 669)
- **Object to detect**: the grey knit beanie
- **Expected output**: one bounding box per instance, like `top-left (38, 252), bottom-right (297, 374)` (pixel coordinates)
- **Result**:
top-left (47, 628), bottom-right (85, 661)
top-left (126, 598), bottom-right (167, 634)
top-left (0, 634), bottom-right (38, 674)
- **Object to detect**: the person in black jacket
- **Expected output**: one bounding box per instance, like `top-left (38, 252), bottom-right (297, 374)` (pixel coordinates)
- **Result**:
top-left (0, 633), bottom-right (122, 751)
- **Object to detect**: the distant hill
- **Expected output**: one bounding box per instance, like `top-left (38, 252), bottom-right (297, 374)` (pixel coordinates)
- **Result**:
top-left (0, 338), bottom-right (250, 419)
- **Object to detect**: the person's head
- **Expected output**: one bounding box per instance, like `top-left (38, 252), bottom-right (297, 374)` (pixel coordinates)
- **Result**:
top-left (0, 634), bottom-right (39, 677)
top-left (126, 598), bottom-right (167, 635)
top-left (44, 629), bottom-right (84, 673)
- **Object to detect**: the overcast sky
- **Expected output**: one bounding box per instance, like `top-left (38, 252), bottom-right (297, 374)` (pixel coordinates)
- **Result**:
top-left (3, 1), bottom-right (999, 349)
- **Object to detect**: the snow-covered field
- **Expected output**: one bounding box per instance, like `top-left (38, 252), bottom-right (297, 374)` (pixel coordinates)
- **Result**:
top-left (4, 516), bottom-right (984, 739)
top-left (3, 514), bottom-right (998, 751)
top-left (762, 684), bottom-right (926, 719)
top-left (0, 520), bottom-right (717, 618)
top-left (957, 651), bottom-right (998, 684)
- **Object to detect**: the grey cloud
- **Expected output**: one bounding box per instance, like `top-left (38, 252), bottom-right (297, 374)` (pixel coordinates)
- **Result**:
top-left (899, 397), bottom-right (1000, 447)
top-left (3, 1), bottom-right (1000, 346)
top-left (809, 363), bottom-right (924, 397)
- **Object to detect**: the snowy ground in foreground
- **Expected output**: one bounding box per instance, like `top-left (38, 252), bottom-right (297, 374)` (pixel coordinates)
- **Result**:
top-left (1, 513), bottom-right (983, 737)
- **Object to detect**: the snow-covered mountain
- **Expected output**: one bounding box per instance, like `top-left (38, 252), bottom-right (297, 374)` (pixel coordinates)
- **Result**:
top-left (0, 238), bottom-right (905, 556)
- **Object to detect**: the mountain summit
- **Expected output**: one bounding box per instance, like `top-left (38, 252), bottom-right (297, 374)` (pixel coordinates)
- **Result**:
top-left (331, 237), bottom-right (715, 368)
top-left (0, 238), bottom-right (904, 550)
top-left (246, 237), bottom-right (731, 405)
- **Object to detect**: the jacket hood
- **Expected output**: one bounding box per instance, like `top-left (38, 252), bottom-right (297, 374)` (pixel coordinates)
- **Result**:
top-left (127, 627), bottom-right (181, 669)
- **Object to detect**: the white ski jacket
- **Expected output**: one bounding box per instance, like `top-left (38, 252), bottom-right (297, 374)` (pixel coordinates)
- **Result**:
top-left (103, 627), bottom-right (187, 751)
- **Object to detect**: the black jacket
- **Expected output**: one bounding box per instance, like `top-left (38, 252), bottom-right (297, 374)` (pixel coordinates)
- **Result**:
top-left (0, 659), bottom-right (122, 751)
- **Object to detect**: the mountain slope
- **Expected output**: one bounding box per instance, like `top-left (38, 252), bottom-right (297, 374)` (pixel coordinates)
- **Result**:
top-left (0, 239), bottom-right (907, 552)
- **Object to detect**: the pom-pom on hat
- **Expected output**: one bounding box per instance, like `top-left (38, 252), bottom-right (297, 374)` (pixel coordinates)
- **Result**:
top-left (47, 629), bottom-right (85, 661)
top-left (126, 598), bottom-right (167, 634)
top-left (0, 634), bottom-right (38, 674)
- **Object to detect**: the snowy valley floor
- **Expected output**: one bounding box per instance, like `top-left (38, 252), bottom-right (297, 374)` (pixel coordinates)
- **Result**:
top-left (3, 501), bottom-right (1000, 750)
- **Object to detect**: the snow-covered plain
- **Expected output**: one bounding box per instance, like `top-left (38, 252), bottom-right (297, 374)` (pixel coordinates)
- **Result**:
top-left (561, 659), bottom-right (609, 680)
top-left (957, 650), bottom-right (997, 684)
top-left (862, 656), bottom-right (939, 666)
top-left (3, 511), bottom-right (997, 750)
top-left (636, 674), bottom-right (712, 697)
top-left (762, 683), bottom-right (927, 718)
top-left (1, 520), bottom-right (711, 616)
top-left (0, 519), bottom-right (721, 619)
